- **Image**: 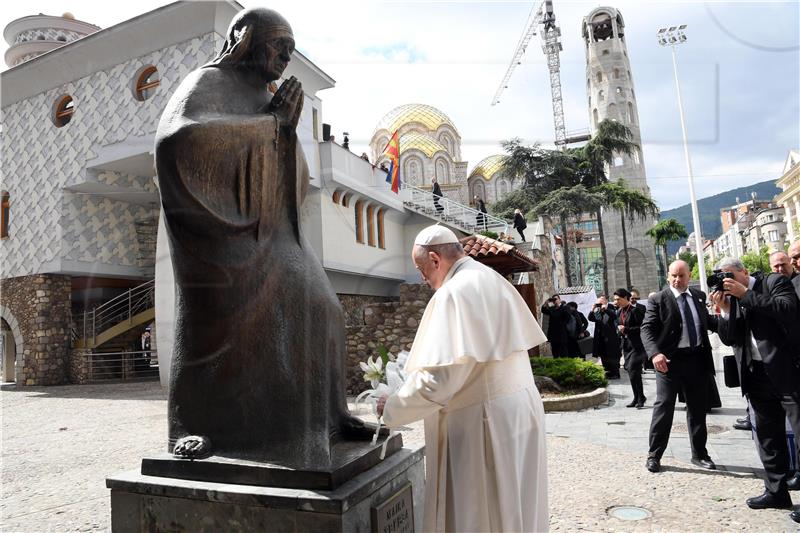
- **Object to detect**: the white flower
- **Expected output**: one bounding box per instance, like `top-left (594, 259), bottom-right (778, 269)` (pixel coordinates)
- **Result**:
top-left (359, 356), bottom-right (385, 388)
top-left (395, 351), bottom-right (410, 371)
top-left (385, 361), bottom-right (406, 391)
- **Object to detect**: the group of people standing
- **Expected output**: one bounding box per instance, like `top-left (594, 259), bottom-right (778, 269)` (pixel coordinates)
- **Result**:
top-left (642, 247), bottom-right (800, 524)
top-left (542, 288), bottom-right (650, 408)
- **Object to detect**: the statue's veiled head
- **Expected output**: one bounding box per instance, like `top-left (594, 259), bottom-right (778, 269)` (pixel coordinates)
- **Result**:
top-left (209, 8), bottom-right (295, 84)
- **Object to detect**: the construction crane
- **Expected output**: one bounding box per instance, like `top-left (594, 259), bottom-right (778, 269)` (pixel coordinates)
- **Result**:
top-left (492, 0), bottom-right (588, 148)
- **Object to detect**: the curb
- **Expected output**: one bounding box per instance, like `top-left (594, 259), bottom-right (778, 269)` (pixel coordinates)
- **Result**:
top-left (542, 387), bottom-right (608, 412)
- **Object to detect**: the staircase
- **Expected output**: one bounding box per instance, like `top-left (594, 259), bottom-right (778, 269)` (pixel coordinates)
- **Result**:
top-left (400, 184), bottom-right (510, 235)
top-left (74, 279), bottom-right (155, 349)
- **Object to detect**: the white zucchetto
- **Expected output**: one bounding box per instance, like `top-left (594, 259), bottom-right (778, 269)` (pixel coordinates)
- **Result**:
top-left (414, 224), bottom-right (460, 246)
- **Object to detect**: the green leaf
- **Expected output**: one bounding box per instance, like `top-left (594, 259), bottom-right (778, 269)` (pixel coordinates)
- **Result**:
top-left (377, 344), bottom-right (390, 366)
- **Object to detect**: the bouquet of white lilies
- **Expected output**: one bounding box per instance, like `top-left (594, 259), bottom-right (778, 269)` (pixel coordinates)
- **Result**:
top-left (356, 348), bottom-right (409, 457)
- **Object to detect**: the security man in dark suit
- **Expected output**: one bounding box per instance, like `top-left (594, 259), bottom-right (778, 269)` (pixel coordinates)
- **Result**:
top-left (641, 260), bottom-right (716, 473)
top-left (713, 256), bottom-right (800, 517)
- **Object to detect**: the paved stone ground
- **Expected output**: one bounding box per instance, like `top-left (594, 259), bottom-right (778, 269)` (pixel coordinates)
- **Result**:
top-left (2, 336), bottom-right (799, 532)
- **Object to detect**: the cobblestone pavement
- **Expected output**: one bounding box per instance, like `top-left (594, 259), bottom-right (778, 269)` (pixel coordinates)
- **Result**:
top-left (2, 337), bottom-right (799, 532)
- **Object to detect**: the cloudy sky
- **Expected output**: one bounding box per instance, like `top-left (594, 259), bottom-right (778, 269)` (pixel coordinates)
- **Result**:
top-left (2, 0), bottom-right (797, 209)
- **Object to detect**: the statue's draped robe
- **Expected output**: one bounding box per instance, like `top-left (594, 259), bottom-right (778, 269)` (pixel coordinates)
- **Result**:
top-left (383, 257), bottom-right (549, 532)
top-left (156, 72), bottom-right (349, 468)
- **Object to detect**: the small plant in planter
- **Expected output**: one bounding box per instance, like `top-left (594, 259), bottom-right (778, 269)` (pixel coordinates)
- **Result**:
top-left (530, 358), bottom-right (608, 393)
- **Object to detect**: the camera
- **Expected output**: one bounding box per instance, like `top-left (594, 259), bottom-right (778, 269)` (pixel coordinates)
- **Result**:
top-left (706, 269), bottom-right (734, 293)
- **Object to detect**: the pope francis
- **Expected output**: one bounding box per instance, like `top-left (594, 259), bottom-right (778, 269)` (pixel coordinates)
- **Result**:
top-left (378, 225), bottom-right (549, 532)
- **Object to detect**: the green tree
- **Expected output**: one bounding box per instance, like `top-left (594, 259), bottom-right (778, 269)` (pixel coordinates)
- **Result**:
top-left (575, 120), bottom-right (640, 294)
top-left (489, 188), bottom-right (538, 221)
top-left (500, 139), bottom-right (582, 198)
top-left (594, 180), bottom-right (659, 288)
top-left (678, 251), bottom-right (698, 272)
top-left (533, 185), bottom-right (603, 285)
top-left (740, 245), bottom-right (771, 273)
top-left (500, 120), bottom-right (643, 293)
top-left (646, 218), bottom-right (689, 279)
top-left (691, 260), bottom-right (712, 280)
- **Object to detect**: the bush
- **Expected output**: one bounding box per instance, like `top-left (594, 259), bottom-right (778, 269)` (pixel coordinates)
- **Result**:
top-left (530, 357), bottom-right (608, 389)
top-left (478, 230), bottom-right (499, 239)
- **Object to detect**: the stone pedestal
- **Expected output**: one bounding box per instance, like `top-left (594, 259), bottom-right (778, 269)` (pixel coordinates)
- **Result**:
top-left (106, 443), bottom-right (425, 532)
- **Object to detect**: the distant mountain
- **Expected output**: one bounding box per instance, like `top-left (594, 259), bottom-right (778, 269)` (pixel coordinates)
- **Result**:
top-left (659, 180), bottom-right (782, 257)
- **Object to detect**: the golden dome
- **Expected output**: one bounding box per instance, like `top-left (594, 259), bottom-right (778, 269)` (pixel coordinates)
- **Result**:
top-left (399, 132), bottom-right (448, 158)
top-left (374, 103), bottom-right (459, 136)
top-left (469, 154), bottom-right (508, 181)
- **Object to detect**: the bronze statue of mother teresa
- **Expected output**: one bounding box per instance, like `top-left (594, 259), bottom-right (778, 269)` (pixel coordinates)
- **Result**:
top-left (155, 8), bottom-right (375, 469)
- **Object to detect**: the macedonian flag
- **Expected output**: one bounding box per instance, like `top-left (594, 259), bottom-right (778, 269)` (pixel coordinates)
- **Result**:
top-left (382, 131), bottom-right (401, 194)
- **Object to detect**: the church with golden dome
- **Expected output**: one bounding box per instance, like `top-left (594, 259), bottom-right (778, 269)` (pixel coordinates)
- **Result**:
top-left (370, 103), bottom-right (520, 208)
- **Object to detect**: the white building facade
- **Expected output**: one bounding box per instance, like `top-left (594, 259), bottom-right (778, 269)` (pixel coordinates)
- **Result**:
top-left (776, 149), bottom-right (800, 243)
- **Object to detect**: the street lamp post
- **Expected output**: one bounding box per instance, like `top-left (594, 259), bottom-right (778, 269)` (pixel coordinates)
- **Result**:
top-left (657, 25), bottom-right (709, 294)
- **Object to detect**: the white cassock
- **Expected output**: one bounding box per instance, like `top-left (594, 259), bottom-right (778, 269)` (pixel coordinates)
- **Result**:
top-left (383, 256), bottom-right (549, 533)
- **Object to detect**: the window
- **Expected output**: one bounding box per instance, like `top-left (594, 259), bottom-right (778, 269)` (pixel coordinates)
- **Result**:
top-left (134, 66), bottom-right (160, 101)
top-left (598, 90), bottom-right (605, 102)
top-left (633, 148), bottom-right (640, 165)
top-left (631, 87), bottom-right (635, 100)
top-left (593, 108), bottom-right (599, 128)
top-left (768, 230), bottom-right (779, 242)
top-left (601, 49), bottom-right (609, 56)
top-left (616, 87), bottom-right (623, 96)
top-left (0, 191), bottom-right (8, 238)
top-left (435, 159), bottom-right (449, 182)
top-left (613, 155), bottom-right (624, 167)
top-left (613, 68), bottom-right (620, 79)
top-left (354, 200), bottom-right (364, 244)
top-left (312, 108), bottom-right (319, 140)
top-left (377, 209), bottom-right (386, 249)
top-left (628, 102), bottom-right (635, 124)
top-left (366, 205), bottom-right (376, 247)
top-left (595, 72), bottom-right (602, 83)
top-left (52, 95), bottom-right (74, 128)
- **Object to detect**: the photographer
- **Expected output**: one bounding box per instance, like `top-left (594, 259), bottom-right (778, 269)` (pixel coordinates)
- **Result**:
top-left (588, 295), bottom-right (621, 378)
top-left (710, 257), bottom-right (800, 520)
top-left (541, 295), bottom-right (570, 358)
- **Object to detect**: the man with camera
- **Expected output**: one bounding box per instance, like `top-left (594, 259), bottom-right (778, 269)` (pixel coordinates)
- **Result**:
top-left (641, 260), bottom-right (716, 473)
top-left (541, 295), bottom-right (570, 358)
top-left (710, 257), bottom-right (800, 519)
top-left (588, 295), bottom-right (621, 379)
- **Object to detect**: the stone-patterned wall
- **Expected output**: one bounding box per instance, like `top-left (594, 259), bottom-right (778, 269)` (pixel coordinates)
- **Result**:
top-left (338, 294), bottom-right (396, 327)
top-left (68, 348), bottom-right (91, 385)
top-left (345, 284), bottom-right (433, 394)
top-left (0, 275), bottom-right (71, 385)
top-left (0, 32), bottom-right (221, 278)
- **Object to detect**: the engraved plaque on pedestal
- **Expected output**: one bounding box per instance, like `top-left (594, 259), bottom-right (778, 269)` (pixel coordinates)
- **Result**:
top-left (371, 482), bottom-right (414, 533)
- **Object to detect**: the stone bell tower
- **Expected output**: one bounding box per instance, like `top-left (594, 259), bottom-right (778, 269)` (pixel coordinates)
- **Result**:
top-left (583, 6), bottom-right (660, 293)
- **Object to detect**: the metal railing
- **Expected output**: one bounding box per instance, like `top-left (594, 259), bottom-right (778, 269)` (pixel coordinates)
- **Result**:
top-left (78, 279), bottom-right (155, 343)
top-left (77, 350), bottom-right (159, 383)
top-left (400, 184), bottom-right (510, 235)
